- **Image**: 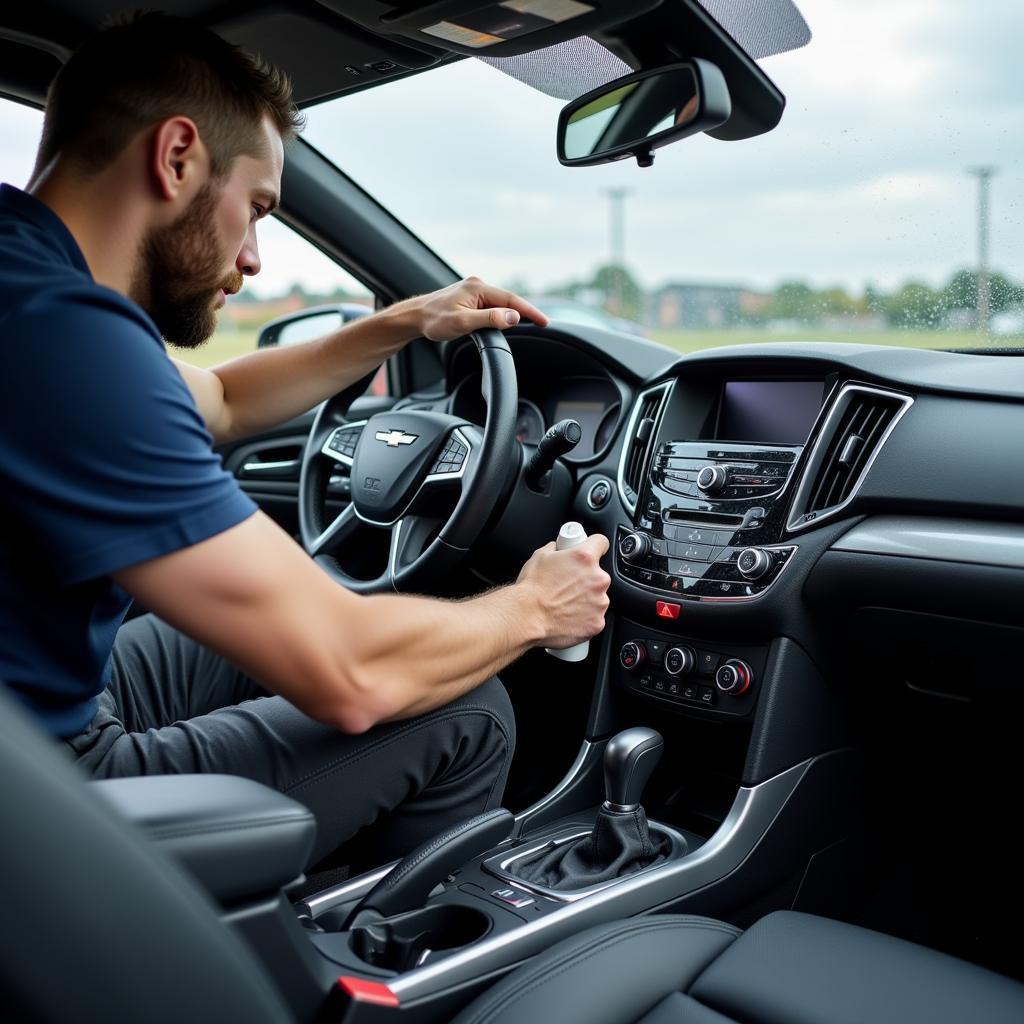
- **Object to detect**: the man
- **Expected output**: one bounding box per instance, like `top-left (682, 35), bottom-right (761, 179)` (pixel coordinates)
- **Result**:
top-left (0, 13), bottom-right (610, 868)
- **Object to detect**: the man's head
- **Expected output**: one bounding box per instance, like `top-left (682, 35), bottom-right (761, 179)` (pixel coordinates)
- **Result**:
top-left (34, 12), bottom-right (304, 347)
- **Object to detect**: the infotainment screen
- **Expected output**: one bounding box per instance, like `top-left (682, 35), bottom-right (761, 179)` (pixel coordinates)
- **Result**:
top-left (717, 380), bottom-right (825, 444)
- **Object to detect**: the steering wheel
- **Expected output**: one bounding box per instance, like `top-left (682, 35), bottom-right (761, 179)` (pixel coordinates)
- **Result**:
top-left (298, 330), bottom-right (518, 593)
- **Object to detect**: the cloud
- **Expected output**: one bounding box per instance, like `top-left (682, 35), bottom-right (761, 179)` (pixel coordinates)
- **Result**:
top-left (2, 0), bottom-right (1020, 298)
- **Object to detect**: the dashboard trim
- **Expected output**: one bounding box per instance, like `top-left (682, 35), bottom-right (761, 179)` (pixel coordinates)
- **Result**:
top-left (785, 383), bottom-right (915, 534)
top-left (617, 379), bottom-right (674, 516)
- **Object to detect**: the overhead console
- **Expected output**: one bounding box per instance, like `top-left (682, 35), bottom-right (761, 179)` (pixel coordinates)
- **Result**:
top-left (614, 368), bottom-right (912, 605)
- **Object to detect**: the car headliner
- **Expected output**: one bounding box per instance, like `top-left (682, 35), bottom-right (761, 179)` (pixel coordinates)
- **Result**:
top-left (0, 1), bottom-right (803, 123)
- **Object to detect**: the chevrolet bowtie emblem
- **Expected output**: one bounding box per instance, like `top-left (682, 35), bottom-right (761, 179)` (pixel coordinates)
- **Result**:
top-left (375, 429), bottom-right (418, 448)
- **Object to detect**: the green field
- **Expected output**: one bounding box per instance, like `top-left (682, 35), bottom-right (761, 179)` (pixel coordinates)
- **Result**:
top-left (171, 329), bottom-right (261, 369)
top-left (649, 328), bottom-right (997, 354)
top-left (173, 325), bottom-right (1009, 372)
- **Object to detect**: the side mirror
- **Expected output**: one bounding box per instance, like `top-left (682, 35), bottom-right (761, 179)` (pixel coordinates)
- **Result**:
top-left (257, 303), bottom-right (371, 348)
top-left (557, 59), bottom-right (731, 168)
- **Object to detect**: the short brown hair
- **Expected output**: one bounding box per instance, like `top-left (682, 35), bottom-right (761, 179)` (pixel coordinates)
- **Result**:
top-left (33, 12), bottom-right (304, 180)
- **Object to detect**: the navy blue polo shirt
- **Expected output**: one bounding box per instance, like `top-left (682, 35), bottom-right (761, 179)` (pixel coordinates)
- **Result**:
top-left (0, 184), bottom-right (257, 738)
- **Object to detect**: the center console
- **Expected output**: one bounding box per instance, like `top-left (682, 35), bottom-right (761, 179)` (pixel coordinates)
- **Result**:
top-left (614, 377), bottom-right (829, 606)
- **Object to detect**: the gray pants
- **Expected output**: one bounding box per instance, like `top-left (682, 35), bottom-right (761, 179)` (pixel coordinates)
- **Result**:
top-left (67, 615), bottom-right (516, 866)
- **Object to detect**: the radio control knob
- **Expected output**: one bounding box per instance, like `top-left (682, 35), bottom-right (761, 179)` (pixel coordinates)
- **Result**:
top-left (619, 641), bottom-right (647, 671)
top-left (663, 646), bottom-right (696, 677)
top-left (696, 465), bottom-right (728, 494)
top-left (618, 532), bottom-right (651, 564)
top-left (736, 547), bottom-right (772, 580)
top-left (716, 659), bottom-right (753, 695)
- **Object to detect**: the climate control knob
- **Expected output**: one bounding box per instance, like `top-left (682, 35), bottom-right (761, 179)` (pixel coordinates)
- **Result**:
top-left (619, 641), bottom-right (647, 671)
top-left (663, 646), bottom-right (696, 677)
top-left (716, 659), bottom-right (753, 696)
top-left (696, 465), bottom-right (728, 494)
top-left (618, 532), bottom-right (651, 564)
top-left (736, 547), bottom-right (772, 580)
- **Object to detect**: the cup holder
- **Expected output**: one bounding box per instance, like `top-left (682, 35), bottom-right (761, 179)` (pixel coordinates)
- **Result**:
top-left (349, 904), bottom-right (491, 972)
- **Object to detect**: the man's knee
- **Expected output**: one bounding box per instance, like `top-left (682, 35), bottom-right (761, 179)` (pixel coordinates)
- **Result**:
top-left (456, 676), bottom-right (516, 762)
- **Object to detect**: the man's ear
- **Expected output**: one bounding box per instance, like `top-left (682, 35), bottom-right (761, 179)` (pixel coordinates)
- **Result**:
top-left (150, 116), bottom-right (208, 204)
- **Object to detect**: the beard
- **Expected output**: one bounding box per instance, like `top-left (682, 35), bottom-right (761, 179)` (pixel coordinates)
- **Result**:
top-left (130, 182), bottom-right (243, 349)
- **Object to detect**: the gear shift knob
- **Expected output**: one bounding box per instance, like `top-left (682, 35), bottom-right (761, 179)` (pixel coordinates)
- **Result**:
top-left (603, 727), bottom-right (664, 811)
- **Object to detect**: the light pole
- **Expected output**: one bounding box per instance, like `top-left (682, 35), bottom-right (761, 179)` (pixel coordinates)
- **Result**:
top-left (967, 166), bottom-right (997, 335)
top-left (603, 187), bottom-right (631, 313)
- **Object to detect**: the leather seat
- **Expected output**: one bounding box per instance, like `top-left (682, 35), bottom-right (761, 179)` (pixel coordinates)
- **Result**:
top-left (3, 681), bottom-right (1023, 1023)
top-left (454, 911), bottom-right (1024, 1024)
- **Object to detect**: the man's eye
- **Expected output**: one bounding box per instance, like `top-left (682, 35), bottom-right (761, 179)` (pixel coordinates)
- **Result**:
top-left (251, 205), bottom-right (264, 221)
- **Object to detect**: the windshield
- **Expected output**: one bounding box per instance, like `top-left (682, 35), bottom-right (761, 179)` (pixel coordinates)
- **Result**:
top-left (301, 0), bottom-right (1023, 351)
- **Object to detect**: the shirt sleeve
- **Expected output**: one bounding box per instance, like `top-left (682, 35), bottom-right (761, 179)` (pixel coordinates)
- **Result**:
top-left (1, 286), bottom-right (257, 584)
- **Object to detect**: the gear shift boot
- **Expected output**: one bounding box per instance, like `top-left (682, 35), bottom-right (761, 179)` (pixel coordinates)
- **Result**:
top-left (494, 727), bottom-right (687, 895)
top-left (510, 804), bottom-right (672, 889)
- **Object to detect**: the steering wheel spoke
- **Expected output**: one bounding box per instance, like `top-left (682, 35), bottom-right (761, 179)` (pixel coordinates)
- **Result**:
top-left (308, 502), bottom-right (359, 559)
top-left (387, 515), bottom-right (442, 587)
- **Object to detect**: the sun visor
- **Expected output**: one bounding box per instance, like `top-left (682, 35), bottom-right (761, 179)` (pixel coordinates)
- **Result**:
top-left (321, 0), bottom-right (663, 58)
top-left (478, 0), bottom-right (810, 103)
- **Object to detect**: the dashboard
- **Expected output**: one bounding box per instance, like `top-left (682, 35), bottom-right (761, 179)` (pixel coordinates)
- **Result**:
top-left (447, 334), bottom-right (626, 462)
top-left (439, 326), bottom-right (1024, 729)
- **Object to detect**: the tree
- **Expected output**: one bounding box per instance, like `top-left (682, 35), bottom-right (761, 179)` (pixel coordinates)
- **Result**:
top-left (592, 263), bottom-right (644, 320)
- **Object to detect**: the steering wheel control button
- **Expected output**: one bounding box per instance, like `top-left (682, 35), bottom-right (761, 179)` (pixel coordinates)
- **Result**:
top-left (324, 424), bottom-right (365, 463)
top-left (619, 641), bottom-right (647, 671)
top-left (430, 435), bottom-right (469, 475)
top-left (736, 547), bottom-right (772, 580)
top-left (716, 659), bottom-right (753, 696)
top-left (655, 600), bottom-right (681, 620)
top-left (618, 532), bottom-right (651, 564)
top-left (663, 646), bottom-right (696, 676)
top-left (696, 465), bottom-right (728, 494)
top-left (586, 479), bottom-right (612, 509)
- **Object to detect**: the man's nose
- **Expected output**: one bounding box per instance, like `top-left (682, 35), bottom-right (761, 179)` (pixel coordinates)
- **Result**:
top-left (237, 223), bottom-right (261, 277)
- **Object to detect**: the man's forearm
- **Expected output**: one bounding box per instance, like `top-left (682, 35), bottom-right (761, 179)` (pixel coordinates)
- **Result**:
top-left (210, 297), bottom-right (421, 442)
top-left (319, 583), bottom-right (546, 732)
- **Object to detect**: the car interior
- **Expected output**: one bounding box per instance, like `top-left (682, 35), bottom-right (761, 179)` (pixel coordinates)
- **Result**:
top-left (2, 1), bottom-right (1024, 1022)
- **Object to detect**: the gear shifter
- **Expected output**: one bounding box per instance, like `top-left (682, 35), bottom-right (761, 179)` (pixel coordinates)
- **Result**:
top-left (603, 727), bottom-right (664, 810)
top-left (510, 728), bottom-right (672, 891)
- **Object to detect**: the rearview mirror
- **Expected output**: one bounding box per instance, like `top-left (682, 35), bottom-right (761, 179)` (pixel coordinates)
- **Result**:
top-left (557, 60), bottom-right (731, 168)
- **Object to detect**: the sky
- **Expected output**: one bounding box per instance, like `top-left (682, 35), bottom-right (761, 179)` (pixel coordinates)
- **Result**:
top-left (1, 0), bottom-right (1021, 299)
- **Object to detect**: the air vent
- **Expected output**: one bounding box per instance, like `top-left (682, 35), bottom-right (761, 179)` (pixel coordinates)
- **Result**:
top-left (789, 385), bottom-right (912, 529)
top-left (618, 382), bottom-right (672, 512)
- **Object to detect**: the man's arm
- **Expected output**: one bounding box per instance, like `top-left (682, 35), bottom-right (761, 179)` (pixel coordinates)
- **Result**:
top-left (174, 278), bottom-right (548, 444)
top-left (113, 511), bottom-right (609, 733)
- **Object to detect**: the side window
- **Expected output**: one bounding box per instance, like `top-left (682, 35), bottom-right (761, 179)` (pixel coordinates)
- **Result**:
top-left (0, 98), bottom-right (43, 192)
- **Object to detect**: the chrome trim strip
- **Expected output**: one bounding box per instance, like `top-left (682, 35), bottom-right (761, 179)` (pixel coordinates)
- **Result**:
top-left (831, 516), bottom-right (1024, 569)
top-left (387, 517), bottom-right (405, 583)
top-left (355, 428), bottom-right (474, 529)
top-left (786, 384), bottom-right (914, 533)
top-left (513, 740), bottom-right (600, 835)
top-left (390, 756), bottom-right (812, 999)
top-left (319, 419), bottom-right (368, 467)
top-left (241, 458), bottom-right (299, 473)
top-left (297, 861), bottom-right (399, 918)
top-left (617, 381), bottom-right (674, 516)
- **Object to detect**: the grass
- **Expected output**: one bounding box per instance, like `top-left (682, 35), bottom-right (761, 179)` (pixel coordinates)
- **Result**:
top-left (649, 327), bottom-right (1001, 354)
top-left (169, 328), bottom-right (261, 369)
top-left (172, 325), bottom-right (1012, 371)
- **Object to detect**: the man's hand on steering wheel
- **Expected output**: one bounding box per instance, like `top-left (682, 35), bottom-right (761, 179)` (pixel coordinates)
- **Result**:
top-left (411, 276), bottom-right (550, 341)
